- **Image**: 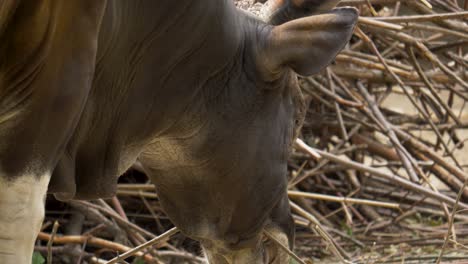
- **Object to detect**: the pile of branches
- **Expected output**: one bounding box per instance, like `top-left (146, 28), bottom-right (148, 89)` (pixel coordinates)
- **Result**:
top-left (290, 0), bottom-right (468, 263)
top-left (37, 1), bottom-right (468, 263)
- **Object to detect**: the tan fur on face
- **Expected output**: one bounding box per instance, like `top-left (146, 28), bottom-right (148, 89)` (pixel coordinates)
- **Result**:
top-left (264, 225), bottom-right (291, 264)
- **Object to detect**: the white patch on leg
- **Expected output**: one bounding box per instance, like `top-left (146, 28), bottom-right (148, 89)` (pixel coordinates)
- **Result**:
top-left (0, 174), bottom-right (50, 263)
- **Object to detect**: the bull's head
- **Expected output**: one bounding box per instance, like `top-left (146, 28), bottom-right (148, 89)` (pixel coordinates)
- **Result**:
top-left (198, 0), bottom-right (357, 263)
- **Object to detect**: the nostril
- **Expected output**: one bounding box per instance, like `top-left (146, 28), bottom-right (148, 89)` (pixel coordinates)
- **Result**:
top-left (225, 233), bottom-right (240, 246)
top-left (202, 239), bottom-right (214, 250)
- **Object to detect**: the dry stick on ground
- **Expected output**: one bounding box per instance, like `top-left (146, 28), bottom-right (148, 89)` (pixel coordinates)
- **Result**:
top-left (289, 201), bottom-right (350, 263)
top-left (415, 89), bottom-right (463, 168)
top-left (111, 196), bottom-right (128, 221)
top-left (356, 81), bottom-right (420, 183)
top-left (303, 77), bottom-right (363, 108)
top-left (68, 201), bottom-right (124, 239)
top-left (156, 251), bottom-right (206, 263)
top-left (47, 221), bottom-right (60, 264)
top-left (372, 28), bottom-right (468, 91)
top-left (358, 17), bottom-right (403, 31)
top-left (407, 46), bottom-right (462, 125)
top-left (436, 177), bottom-right (468, 264)
top-left (340, 0), bottom-right (428, 6)
top-left (393, 127), bottom-right (468, 185)
top-left (140, 194), bottom-right (165, 231)
top-left (331, 66), bottom-right (464, 85)
top-left (37, 232), bottom-right (156, 263)
top-left (57, 201), bottom-right (162, 262)
top-left (335, 54), bottom-right (414, 77)
top-left (296, 97), bottom-right (460, 210)
top-left (445, 51), bottom-right (468, 69)
top-left (327, 68), bottom-right (349, 141)
top-left (340, 50), bottom-right (414, 71)
top-left (432, 0), bottom-right (462, 11)
top-left (365, 0), bottom-right (379, 16)
top-left (331, 71), bottom-right (366, 103)
top-left (302, 86), bottom-right (384, 131)
top-left (413, 151), bottom-right (468, 199)
top-left (288, 191), bottom-right (401, 209)
top-left (263, 230), bottom-right (307, 264)
top-left (355, 27), bottom-right (459, 218)
top-left (373, 11), bottom-right (468, 23)
top-left (102, 198), bottom-right (174, 262)
top-left (104, 227), bottom-right (179, 264)
top-left (405, 23), bottom-right (468, 40)
top-left (296, 2), bottom-right (466, 260)
top-left (117, 190), bottom-right (158, 199)
top-left (404, 1), bottom-right (468, 33)
top-left (295, 138), bottom-right (468, 210)
top-left (290, 126), bottom-right (363, 188)
top-left (96, 198), bottom-right (160, 258)
top-left (355, 28), bottom-right (448, 167)
top-left (73, 200), bottom-right (157, 239)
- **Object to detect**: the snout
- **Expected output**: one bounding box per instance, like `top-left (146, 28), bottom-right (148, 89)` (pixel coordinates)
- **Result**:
top-left (203, 244), bottom-right (264, 264)
top-left (202, 228), bottom-right (291, 264)
top-left (202, 234), bottom-right (264, 264)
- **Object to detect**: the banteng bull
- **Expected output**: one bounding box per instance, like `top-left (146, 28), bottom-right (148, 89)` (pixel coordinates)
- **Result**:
top-left (0, 0), bottom-right (357, 262)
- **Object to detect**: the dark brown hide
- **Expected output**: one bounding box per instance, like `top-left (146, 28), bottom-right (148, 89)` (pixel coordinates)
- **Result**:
top-left (0, 0), bottom-right (107, 178)
top-left (1, 0), bottom-right (357, 262)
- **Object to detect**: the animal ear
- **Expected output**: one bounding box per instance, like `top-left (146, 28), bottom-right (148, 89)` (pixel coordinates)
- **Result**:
top-left (263, 0), bottom-right (342, 25)
top-left (260, 7), bottom-right (358, 77)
